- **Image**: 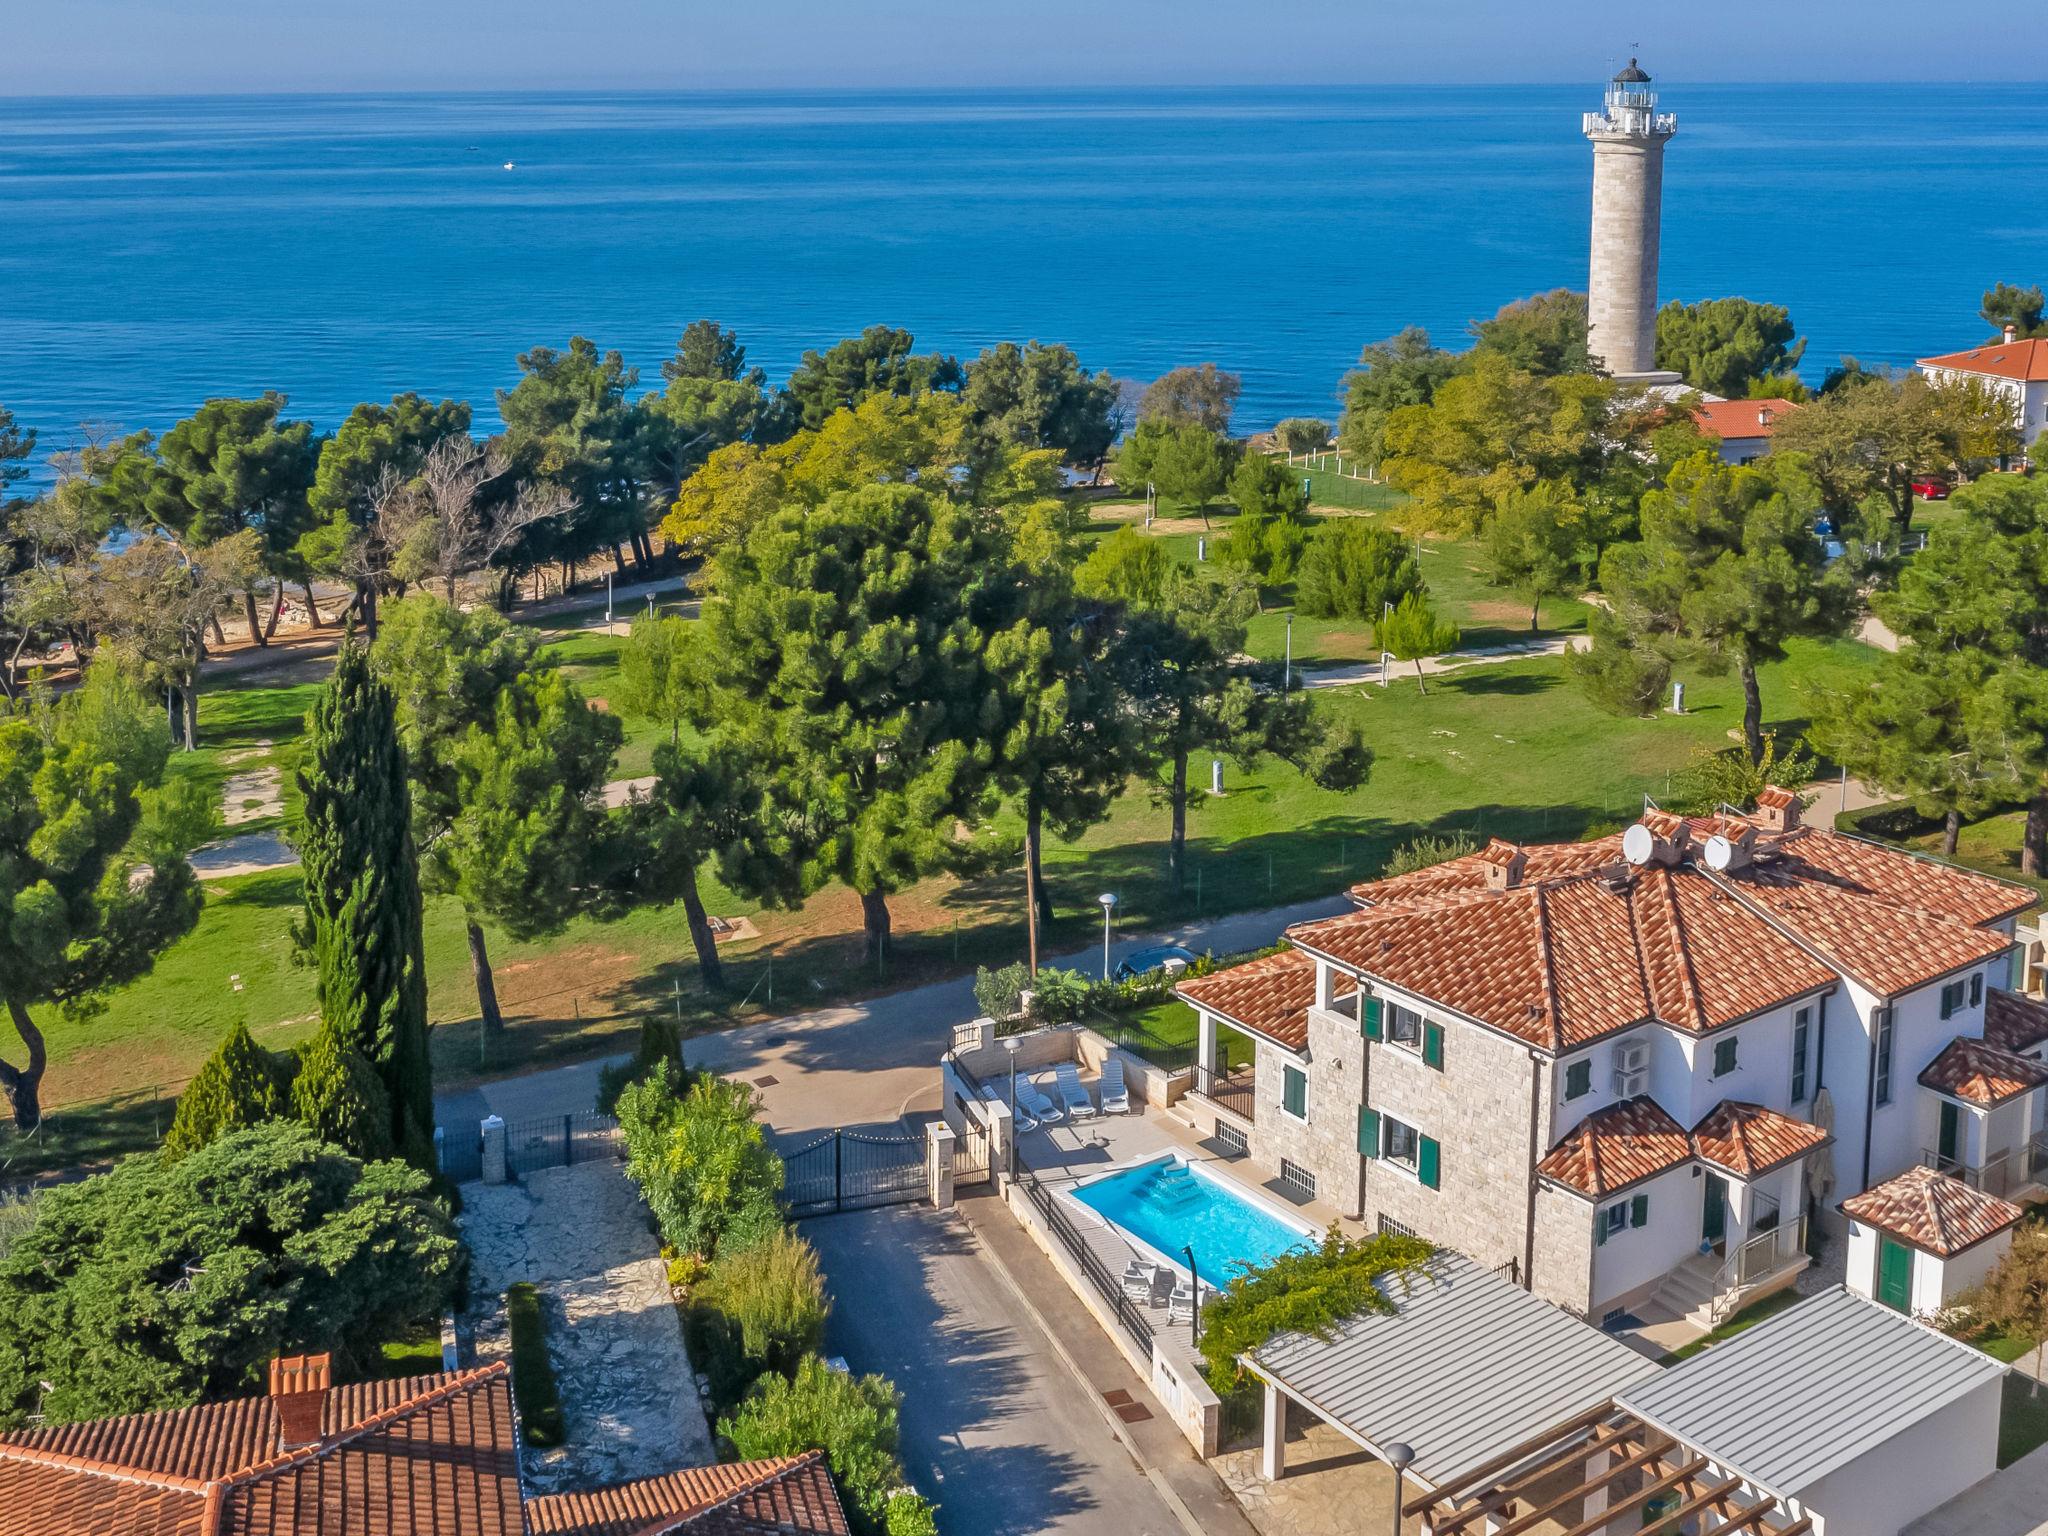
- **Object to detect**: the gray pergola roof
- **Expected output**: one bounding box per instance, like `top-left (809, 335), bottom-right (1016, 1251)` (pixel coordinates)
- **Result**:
top-left (1618, 1287), bottom-right (2006, 1498)
top-left (1245, 1254), bottom-right (1660, 1489)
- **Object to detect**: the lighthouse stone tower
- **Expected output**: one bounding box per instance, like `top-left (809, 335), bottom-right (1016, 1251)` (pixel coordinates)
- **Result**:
top-left (1583, 59), bottom-right (1679, 381)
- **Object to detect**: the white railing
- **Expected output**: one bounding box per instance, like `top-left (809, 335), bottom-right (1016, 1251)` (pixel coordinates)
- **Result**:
top-left (1582, 108), bottom-right (1679, 137)
top-left (1709, 1213), bottom-right (1807, 1324)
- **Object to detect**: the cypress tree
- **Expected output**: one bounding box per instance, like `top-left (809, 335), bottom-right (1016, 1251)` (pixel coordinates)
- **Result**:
top-left (163, 1022), bottom-right (288, 1158)
top-left (294, 640), bottom-right (433, 1162)
top-left (290, 1022), bottom-right (393, 1161)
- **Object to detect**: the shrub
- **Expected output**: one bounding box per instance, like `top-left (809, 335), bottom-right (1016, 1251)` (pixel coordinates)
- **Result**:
top-left (1383, 831), bottom-right (1480, 878)
top-left (0, 1190), bottom-right (38, 1262)
top-left (163, 1022), bottom-right (289, 1157)
top-left (693, 1228), bottom-right (830, 1406)
top-left (1566, 608), bottom-right (1672, 718)
top-left (884, 1491), bottom-right (940, 1536)
top-left (506, 1282), bottom-right (565, 1447)
top-left (719, 1189), bottom-right (788, 1257)
top-left (1274, 418), bottom-right (1331, 453)
top-left (1293, 521), bottom-right (1422, 625)
top-left (289, 1022), bottom-right (393, 1161)
top-left (618, 1064), bottom-right (784, 1258)
top-left (0, 1122), bottom-right (460, 1428)
top-left (598, 1013), bottom-right (687, 1115)
top-left (1666, 732), bottom-right (1816, 816)
top-left (1026, 969), bottom-right (1091, 1025)
top-left (720, 1356), bottom-right (908, 1534)
top-left (972, 962), bottom-right (1028, 1023)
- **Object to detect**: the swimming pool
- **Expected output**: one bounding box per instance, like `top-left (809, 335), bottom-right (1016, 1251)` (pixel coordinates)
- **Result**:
top-left (1069, 1156), bottom-right (1315, 1288)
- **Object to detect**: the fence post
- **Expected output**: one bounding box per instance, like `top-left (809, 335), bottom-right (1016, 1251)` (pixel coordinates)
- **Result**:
top-left (481, 1115), bottom-right (507, 1184)
top-left (927, 1122), bottom-right (957, 1210)
top-left (833, 1132), bottom-right (842, 1209)
top-left (561, 1113), bottom-right (572, 1168)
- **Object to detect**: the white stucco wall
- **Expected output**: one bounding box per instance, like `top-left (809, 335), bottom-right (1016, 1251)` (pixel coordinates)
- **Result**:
top-left (1588, 1162), bottom-right (1699, 1314)
top-left (1845, 1219), bottom-right (2011, 1315)
top-left (1793, 1372), bottom-right (2002, 1536)
top-left (1917, 365), bottom-right (2048, 447)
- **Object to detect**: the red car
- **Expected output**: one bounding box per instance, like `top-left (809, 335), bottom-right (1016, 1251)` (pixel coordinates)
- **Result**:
top-left (1909, 476), bottom-right (1950, 500)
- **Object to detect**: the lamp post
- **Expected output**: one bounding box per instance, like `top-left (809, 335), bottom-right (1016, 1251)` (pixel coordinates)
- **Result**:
top-left (1284, 615), bottom-right (1292, 692)
top-left (1097, 892), bottom-right (1118, 981)
top-left (1385, 1442), bottom-right (1414, 1536)
top-left (1182, 1244), bottom-right (1200, 1344)
top-left (1004, 1035), bottom-right (1021, 1181)
top-left (605, 570), bottom-right (614, 625)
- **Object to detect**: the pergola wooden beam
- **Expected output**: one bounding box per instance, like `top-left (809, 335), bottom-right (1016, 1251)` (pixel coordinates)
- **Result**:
top-left (1426, 1421), bottom-right (1643, 1536)
top-left (1698, 1501), bottom-right (1795, 1536)
top-left (1404, 1400), bottom-right (1621, 1517)
top-left (1483, 1440), bottom-right (1676, 1536)
top-left (1634, 1475), bottom-right (1744, 1532)
top-left (1550, 1456), bottom-right (1710, 1536)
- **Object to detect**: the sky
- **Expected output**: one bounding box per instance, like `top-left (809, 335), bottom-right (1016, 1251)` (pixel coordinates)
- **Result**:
top-left (14, 0), bottom-right (2048, 95)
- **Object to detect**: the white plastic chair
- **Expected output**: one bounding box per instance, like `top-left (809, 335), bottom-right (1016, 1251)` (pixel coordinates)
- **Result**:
top-left (1099, 1056), bottom-right (1131, 1115)
top-left (1054, 1061), bottom-right (1097, 1119)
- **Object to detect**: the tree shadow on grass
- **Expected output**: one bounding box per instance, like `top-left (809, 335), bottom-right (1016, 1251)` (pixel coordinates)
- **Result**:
top-left (1440, 669), bottom-right (1555, 697)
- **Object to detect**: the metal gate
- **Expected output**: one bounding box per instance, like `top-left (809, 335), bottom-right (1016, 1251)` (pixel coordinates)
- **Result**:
top-left (955, 1119), bottom-right (992, 1185)
top-left (782, 1128), bottom-right (928, 1216)
top-left (437, 1124), bottom-right (484, 1184)
top-left (504, 1111), bottom-right (622, 1179)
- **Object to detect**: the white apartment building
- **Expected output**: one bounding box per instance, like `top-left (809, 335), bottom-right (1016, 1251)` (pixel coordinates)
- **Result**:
top-left (1917, 326), bottom-right (2048, 449)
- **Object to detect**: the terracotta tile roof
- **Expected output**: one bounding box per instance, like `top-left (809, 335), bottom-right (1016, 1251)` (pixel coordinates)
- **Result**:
top-left (1690, 1101), bottom-right (1830, 1178)
top-left (1918, 336), bottom-right (2048, 382)
top-left (1348, 834), bottom-right (1624, 905)
top-left (1986, 988), bottom-right (2048, 1055)
top-left (0, 1366), bottom-right (524, 1536)
top-left (1841, 1165), bottom-right (2025, 1257)
top-left (1919, 1035), bottom-right (2048, 1107)
top-left (1295, 862), bottom-right (1834, 1051)
top-left (1536, 1098), bottom-right (1693, 1197)
top-left (1175, 948), bottom-right (1351, 1053)
top-left (527, 1452), bottom-right (849, 1536)
top-left (1693, 398), bottom-right (1800, 440)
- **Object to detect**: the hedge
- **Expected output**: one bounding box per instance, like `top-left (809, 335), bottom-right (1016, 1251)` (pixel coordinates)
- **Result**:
top-left (506, 1282), bottom-right (565, 1447)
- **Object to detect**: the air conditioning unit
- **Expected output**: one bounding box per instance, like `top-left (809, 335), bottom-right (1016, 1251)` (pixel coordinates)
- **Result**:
top-left (1611, 1037), bottom-right (1650, 1074)
top-left (1612, 1068), bottom-right (1649, 1099)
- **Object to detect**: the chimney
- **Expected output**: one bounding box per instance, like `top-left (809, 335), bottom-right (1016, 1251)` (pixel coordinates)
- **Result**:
top-left (1757, 406), bottom-right (1772, 429)
top-left (1754, 785), bottom-right (1803, 834)
top-left (269, 1353), bottom-right (332, 1453)
top-left (2005, 323), bottom-right (2019, 345)
top-left (1480, 838), bottom-right (1526, 891)
top-left (1639, 808), bottom-right (1689, 864)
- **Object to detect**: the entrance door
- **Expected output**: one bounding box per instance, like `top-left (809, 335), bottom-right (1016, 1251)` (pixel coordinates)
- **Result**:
top-left (1701, 1172), bottom-right (1728, 1250)
top-left (1877, 1236), bottom-right (1914, 1312)
top-left (1938, 1101), bottom-right (1961, 1166)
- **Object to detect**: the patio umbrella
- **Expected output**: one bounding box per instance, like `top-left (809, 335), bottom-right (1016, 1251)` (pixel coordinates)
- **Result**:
top-left (1805, 1088), bottom-right (1836, 1206)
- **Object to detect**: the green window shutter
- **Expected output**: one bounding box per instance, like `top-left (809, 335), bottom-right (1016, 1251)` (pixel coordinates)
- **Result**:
top-left (1594, 1209), bottom-right (1609, 1246)
top-left (1630, 1193), bottom-right (1649, 1228)
top-left (1283, 1066), bottom-right (1306, 1118)
top-left (1941, 986), bottom-right (1954, 1021)
top-left (1418, 1135), bottom-right (1440, 1190)
top-left (1359, 1106), bottom-right (1379, 1158)
top-left (1971, 973), bottom-right (1984, 1006)
top-left (1362, 996), bottom-right (1383, 1040)
top-left (1422, 1021), bottom-right (1445, 1070)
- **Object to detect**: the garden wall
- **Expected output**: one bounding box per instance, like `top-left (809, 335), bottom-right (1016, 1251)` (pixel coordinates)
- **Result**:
top-left (952, 1021), bottom-right (1186, 1113)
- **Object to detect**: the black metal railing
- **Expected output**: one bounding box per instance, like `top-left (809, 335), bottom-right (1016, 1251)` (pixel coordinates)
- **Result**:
top-left (783, 1128), bottom-right (928, 1216)
top-left (437, 1124), bottom-right (484, 1184)
top-left (1192, 1063), bottom-right (1256, 1121)
top-left (1021, 1170), bottom-right (1155, 1351)
top-left (503, 1111), bottom-right (622, 1178)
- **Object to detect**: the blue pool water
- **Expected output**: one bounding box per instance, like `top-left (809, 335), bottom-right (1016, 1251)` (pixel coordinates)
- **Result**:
top-left (1071, 1158), bottom-right (1313, 1288)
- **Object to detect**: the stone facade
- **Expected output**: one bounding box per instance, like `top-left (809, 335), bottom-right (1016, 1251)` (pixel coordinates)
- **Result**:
top-left (1359, 1003), bottom-right (1543, 1277)
top-left (1585, 132), bottom-right (1668, 377)
top-left (1531, 1181), bottom-right (1597, 1315)
top-left (1247, 1005), bottom-right (1368, 1215)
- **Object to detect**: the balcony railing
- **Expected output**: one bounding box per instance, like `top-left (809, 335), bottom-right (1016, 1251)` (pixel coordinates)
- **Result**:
top-left (1923, 1134), bottom-right (2048, 1201)
top-left (1192, 1063), bottom-right (1256, 1122)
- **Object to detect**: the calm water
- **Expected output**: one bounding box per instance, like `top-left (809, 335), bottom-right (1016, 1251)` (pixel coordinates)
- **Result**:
top-left (1072, 1156), bottom-right (1312, 1286)
top-left (3, 85), bottom-right (2046, 462)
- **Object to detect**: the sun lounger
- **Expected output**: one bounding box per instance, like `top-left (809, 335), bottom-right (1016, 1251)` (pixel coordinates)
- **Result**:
top-left (1121, 1259), bottom-right (1155, 1303)
top-left (1018, 1077), bottom-right (1062, 1124)
top-left (1099, 1055), bottom-right (1131, 1115)
top-left (1167, 1274), bottom-right (1196, 1324)
top-left (1054, 1061), bottom-right (1097, 1119)
top-left (982, 1081), bottom-right (1036, 1132)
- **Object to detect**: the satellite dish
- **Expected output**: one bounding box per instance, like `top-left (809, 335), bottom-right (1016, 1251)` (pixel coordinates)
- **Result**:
top-left (1703, 834), bottom-right (1733, 872)
top-left (1622, 824), bottom-right (1655, 866)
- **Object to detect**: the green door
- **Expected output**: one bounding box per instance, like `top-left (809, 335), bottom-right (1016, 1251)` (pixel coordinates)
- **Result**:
top-left (1701, 1172), bottom-right (1727, 1249)
top-left (1938, 1101), bottom-right (1961, 1165)
top-left (1877, 1236), bottom-right (1913, 1312)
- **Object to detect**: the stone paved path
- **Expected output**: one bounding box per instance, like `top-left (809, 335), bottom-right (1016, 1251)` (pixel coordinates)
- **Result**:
top-left (460, 1159), bottom-right (714, 1492)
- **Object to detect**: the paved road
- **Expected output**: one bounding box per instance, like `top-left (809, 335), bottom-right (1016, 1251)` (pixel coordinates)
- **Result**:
top-left (806, 1204), bottom-right (1186, 1536)
top-left (432, 895), bottom-right (1351, 1132)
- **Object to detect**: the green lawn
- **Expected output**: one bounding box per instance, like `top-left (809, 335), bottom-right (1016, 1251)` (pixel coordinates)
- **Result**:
top-left (1095, 999), bottom-right (1253, 1074)
top-left (2001, 1374), bottom-right (2048, 1468)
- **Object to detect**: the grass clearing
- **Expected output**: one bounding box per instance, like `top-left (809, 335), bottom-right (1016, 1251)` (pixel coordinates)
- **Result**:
top-left (2001, 1373), bottom-right (2048, 1468)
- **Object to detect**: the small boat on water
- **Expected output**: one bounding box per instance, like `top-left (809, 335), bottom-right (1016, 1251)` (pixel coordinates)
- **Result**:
top-left (502, 160), bottom-right (516, 170)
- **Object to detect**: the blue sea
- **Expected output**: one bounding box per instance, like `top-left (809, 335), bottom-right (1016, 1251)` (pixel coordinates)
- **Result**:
top-left (2, 84), bottom-right (2046, 464)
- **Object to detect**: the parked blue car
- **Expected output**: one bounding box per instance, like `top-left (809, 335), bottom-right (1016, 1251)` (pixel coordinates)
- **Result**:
top-left (1114, 944), bottom-right (1199, 982)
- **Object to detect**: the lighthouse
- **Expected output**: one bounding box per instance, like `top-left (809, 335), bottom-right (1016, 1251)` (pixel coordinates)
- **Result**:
top-left (1583, 59), bottom-right (1679, 381)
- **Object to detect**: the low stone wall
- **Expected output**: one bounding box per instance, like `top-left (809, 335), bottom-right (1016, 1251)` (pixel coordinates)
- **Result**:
top-left (954, 1021), bottom-right (1187, 1115)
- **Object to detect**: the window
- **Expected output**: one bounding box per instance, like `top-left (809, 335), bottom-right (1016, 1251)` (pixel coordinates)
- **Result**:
top-left (1279, 1159), bottom-right (1317, 1201)
top-left (1596, 1194), bottom-right (1649, 1245)
top-left (1371, 1113), bottom-right (1440, 1188)
top-left (1282, 1065), bottom-right (1308, 1121)
top-left (1790, 1007), bottom-right (1811, 1105)
top-left (1712, 1035), bottom-right (1739, 1078)
top-left (1875, 1007), bottom-right (1895, 1107)
top-left (1214, 1121), bottom-right (1249, 1157)
top-left (1940, 979), bottom-right (1968, 1020)
top-left (1389, 1006), bottom-right (1422, 1048)
top-left (1971, 972), bottom-right (1984, 1007)
top-left (1383, 1116), bottom-right (1420, 1170)
top-left (1377, 1213), bottom-right (1419, 1240)
top-left (1565, 1059), bottom-right (1593, 1101)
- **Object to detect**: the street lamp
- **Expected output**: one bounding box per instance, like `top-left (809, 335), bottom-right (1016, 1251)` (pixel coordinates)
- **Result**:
top-left (1284, 615), bottom-right (1293, 692)
top-left (1097, 892), bottom-right (1118, 981)
top-left (1385, 1442), bottom-right (1414, 1536)
top-left (1003, 1035), bottom-right (1021, 1181)
top-left (1182, 1244), bottom-right (1200, 1344)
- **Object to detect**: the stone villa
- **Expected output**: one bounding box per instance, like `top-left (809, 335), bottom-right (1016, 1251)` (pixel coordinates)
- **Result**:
top-left (1177, 789), bottom-right (2048, 1328)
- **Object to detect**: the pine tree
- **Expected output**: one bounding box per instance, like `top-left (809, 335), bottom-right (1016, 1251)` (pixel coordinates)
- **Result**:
top-left (163, 1022), bottom-right (288, 1158)
top-left (290, 1022), bottom-right (394, 1161)
top-left (294, 641), bottom-right (433, 1162)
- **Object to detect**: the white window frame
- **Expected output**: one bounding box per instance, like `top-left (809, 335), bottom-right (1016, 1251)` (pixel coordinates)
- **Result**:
top-left (1387, 1004), bottom-right (1424, 1052)
top-left (1875, 1008), bottom-right (1896, 1107)
top-left (1381, 1113), bottom-right (1421, 1173)
top-left (1280, 1063), bottom-right (1309, 1123)
top-left (1790, 1006), bottom-right (1811, 1105)
top-left (1602, 1201), bottom-right (1630, 1238)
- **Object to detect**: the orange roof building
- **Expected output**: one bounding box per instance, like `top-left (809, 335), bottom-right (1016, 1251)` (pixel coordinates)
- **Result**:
top-left (0, 1356), bottom-right (847, 1536)
top-left (1692, 397), bottom-right (1800, 464)
top-left (1176, 790), bottom-right (2041, 1329)
top-left (1917, 328), bottom-right (2048, 447)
